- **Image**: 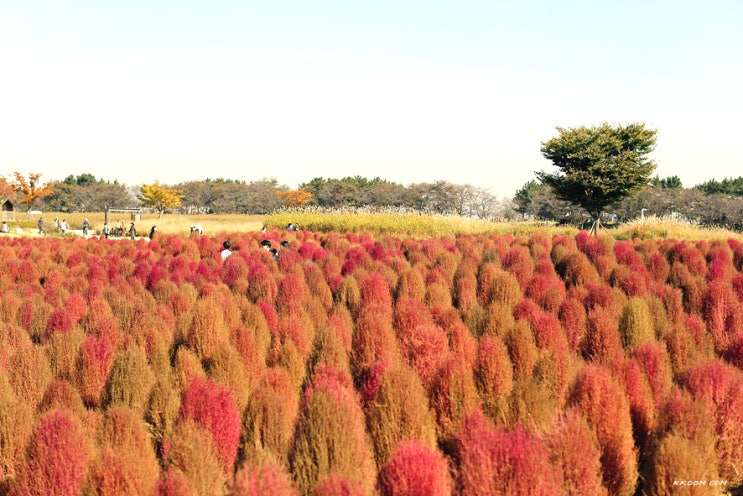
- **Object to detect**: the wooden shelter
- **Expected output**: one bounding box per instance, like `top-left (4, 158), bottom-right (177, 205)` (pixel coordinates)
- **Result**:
top-left (0, 198), bottom-right (16, 221)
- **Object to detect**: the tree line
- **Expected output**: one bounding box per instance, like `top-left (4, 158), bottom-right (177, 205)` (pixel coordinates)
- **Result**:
top-left (515, 176), bottom-right (743, 231)
top-left (2, 173), bottom-right (513, 219)
top-left (4, 170), bottom-right (743, 230)
top-left (3, 120), bottom-right (742, 232)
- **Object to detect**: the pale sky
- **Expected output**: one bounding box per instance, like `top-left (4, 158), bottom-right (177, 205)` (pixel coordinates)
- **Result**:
top-left (1, 0), bottom-right (741, 199)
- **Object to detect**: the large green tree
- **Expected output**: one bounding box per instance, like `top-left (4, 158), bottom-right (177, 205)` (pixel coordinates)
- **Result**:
top-left (537, 122), bottom-right (657, 234)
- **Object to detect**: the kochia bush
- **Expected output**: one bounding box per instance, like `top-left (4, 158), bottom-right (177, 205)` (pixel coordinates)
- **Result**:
top-left (179, 376), bottom-right (242, 476)
top-left (10, 408), bottom-right (91, 496)
top-left (377, 440), bottom-right (452, 496)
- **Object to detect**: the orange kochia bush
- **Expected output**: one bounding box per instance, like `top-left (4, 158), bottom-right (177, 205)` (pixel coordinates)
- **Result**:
top-left (1, 230), bottom-right (743, 495)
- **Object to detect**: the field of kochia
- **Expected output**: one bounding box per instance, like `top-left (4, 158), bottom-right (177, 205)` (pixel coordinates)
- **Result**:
top-left (1, 228), bottom-right (742, 496)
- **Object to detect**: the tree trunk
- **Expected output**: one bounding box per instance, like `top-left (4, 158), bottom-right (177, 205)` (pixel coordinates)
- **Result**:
top-left (589, 214), bottom-right (601, 236)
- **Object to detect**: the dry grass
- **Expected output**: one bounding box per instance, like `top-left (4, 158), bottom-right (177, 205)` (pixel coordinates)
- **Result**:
top-left (3, 212), bottom-right (265, 237)
top-left (611, 215), bottom-right (743, 242)
top-left (3, 211), bottom-right (742, 241)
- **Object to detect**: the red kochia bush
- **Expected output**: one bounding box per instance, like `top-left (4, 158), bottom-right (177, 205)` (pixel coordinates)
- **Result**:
top-left (559, 297), bottom-right (587, 352)
top-left (452, 411), bottom-right (562, 496)
top-left (229, 460), bottom-right (299, 496)
top-left (179, 376), bottom-right (242, 476)
top-left (631, 341), bottom-right (674, 411)
top-left (568, 364), bottom-right (638, 496)
top-left (702, 279), bottom-right (741, 352)
top-left (548, 409), bottom-right (607, 496)
top-left (502, 245), bottom-right (534, 289)
top-left (377, 440), bottom-right (452, 496)
top-left (11, 408), bottom-right (91, 496)
top-left (397, 323), bottom-right (449, 390)
top-left (76, 335), bottom-right (115, 407)
top-left (680, 359), bottom-right (743, 484)
top-left (360, 271), bottom-right (393, 314)
top-left (154, 468), bottom-right (195, 496)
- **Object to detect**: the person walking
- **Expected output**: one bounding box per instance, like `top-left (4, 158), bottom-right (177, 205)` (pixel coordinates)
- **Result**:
top-left (127, 222), bottom-right (137, 240)
top-left (82, 218), bottom-right (90, 236)
top-left (149, 226), bottom-right (157, 240)
top-left (102, 223), bottom-right (110, 239)
top-left (38, 217), bottom-right (44, 234)
top-left (60, 219), bottom-right (68, 235)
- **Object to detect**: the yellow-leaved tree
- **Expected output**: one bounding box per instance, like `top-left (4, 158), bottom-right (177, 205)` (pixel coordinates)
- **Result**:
top-left (138, 183), bottom-right (184, 217)
top-left (276, 188), bottom-right (313, 208)
top-left (0, 176), bottom-right (17, 201)
top-left (13, 172), bottom-right (53, 210)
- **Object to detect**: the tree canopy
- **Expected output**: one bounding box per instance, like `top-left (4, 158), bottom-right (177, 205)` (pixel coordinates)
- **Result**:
top-left (13, 172), bottom-right (53, 210)
top-left (137, 183), bottom-right (185, 216)
top-left (537, 122), bottom-right (657, 232)
top-left (695, 176), bottom-right (743, 196)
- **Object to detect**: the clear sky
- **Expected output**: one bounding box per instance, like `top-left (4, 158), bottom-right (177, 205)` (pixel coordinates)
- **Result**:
top-left (1, 0), bottom-right (741, 199)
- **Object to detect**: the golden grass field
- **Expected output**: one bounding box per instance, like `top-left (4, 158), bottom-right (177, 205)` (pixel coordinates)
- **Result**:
top-left (3, 210), bottom-right (742, 242)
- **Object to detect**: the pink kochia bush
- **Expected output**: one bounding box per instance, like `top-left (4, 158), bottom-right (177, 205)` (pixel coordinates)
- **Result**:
top-left (452, 411), bottom-right (562, 496)
top-left (178, 376), bottom-right (242, 475)
top-left (4, 231), bottom-right (743, 495)
top-left (11, 408), bottom-right (90, 496)
top-left (377, 440), bottom-right (452, 496)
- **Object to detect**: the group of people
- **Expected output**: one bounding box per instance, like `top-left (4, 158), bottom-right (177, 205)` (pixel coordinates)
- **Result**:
top-left (36, 217), bottom-right (90, 236)
top-left (220, 236), bottom-right (293, 262)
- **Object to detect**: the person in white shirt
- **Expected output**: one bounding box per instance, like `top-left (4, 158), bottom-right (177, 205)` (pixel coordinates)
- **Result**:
top-left (221, 240), bottom-right (232, 261)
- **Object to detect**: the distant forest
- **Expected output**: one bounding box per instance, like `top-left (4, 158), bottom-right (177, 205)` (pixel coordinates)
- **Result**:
top-left (8, 172), bottom-right (743, 231)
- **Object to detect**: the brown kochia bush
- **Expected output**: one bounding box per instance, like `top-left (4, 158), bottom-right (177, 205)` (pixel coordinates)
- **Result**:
top-left (186, 293), bottom-right (230, 361)
top-left (243, 367), bottom-right (300, 465)
top-left (366, 364), bottom-right (438, 467)
top-left (395, 267), bottom-right (427, 302)
top-left (428, 355), bottom-right (481, 443)
top-left (84, 406), bottom-right (160, 496)
top-left (643, 433), bottom-right (720, 496)
top-left (290, 365), bottom-right (376, 496)
top-left (207, 341), bottom-right (252, 413)
top-left (102, 346), bottom-right (156, 415)
top-left (478, 264), bottom-right (523, 310)
top-left (475, 334), bottom-right (513, 422)
top-left (505, 320), bottom-right (538, 383)
top-left (556, 251), bottom-right (600, 288)
top-left (7, 335), bottom-right (52, 410)
top-left (644, 387), bottom-right (721, 496)
top-left (146, 378), bottom-right (181, 455)
top-left (164, 422), bottom-right (227, 496)
top-left (568, 363), bottom-right (638, 496)
top-left (0, 371), bottom-right (34, 488)
top-left (619, 297), bottom-right (655, 351)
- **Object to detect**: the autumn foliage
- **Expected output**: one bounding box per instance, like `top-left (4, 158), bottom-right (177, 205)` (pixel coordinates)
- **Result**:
top-left (1, 229), bottom-right (742, 494)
